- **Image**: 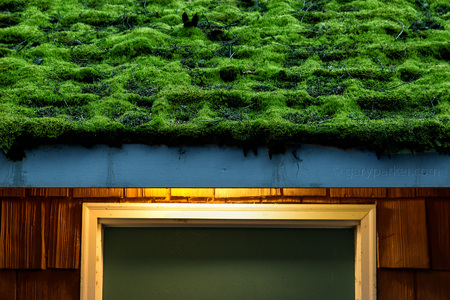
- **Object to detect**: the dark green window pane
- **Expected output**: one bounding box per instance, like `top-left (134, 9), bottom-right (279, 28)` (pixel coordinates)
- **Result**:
top-left (103, 227), bottom-right (354, 300)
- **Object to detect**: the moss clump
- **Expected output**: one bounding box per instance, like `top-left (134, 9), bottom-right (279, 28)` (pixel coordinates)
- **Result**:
top-left (0, 0), bottom-right (449, 159)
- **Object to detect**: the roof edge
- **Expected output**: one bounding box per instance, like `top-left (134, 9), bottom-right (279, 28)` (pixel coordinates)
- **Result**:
top-left (0, 144), bottom-right (447, 188)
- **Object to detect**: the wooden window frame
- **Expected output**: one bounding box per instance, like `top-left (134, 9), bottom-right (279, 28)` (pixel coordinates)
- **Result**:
top-left (81, 203), bottom-right (376, 300)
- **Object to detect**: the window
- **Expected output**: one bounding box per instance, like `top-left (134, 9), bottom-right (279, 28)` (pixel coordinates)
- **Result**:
top-left (81, 203), bottom-right (376, 300)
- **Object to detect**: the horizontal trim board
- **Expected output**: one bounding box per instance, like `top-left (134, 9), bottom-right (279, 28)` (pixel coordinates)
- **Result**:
top-left (91, 203), bottom-right (372, 221)
top-left (0, 144), bottom-right (448, 187)
top-left (100, 219), bottom-right (360, 228)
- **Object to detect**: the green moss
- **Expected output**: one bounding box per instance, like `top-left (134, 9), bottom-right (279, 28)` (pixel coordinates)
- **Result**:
top-left (211, 5), bottom-right (243, 23)
top-left (0, 24), bottom-right (41, 43)
top-left (0, 115), bottom-right (25, 153)
top-left (0, 0), bottom-right (449, 158)
top-left (211, 89), bottom-right (252, 108)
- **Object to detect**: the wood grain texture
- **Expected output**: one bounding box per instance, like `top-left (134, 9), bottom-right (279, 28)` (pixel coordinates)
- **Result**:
top-left (18, 270), bottom-right (80, 300)
top-left (377, 269), bottom-right (414, 300)
top-left (377, 199), bottom-right (430, 268)
top-left (124, 188), bottom-right (168, 198)
top-left (282, 188), bottom-right (327, 196)
top-left (415, 271), bottom-right (450, 300)
top-left (330, 188), bottom-right (386, 198)
top-left (30, 188), bottom-right (69, 197)
top-left (0, 199), bottom-right (45, 269)
top-left (46, 198), bottom-right (82, 269)
top-left (415, 188), bottom-right (450, 198)
top-left (73, 188), bottom-right (123, 198)
top-left (0, 270), bottom-right (17, 300)
top-left (171, 188), bottom-right (214, 198)
top-left (0, 188), bottom-right (26, 197)
top-left (387, 188), bottom-right (415, 198)
top-left (426, 199), bottom-right (450, 270)
top-left (215, 188), bottom-right (281, 198)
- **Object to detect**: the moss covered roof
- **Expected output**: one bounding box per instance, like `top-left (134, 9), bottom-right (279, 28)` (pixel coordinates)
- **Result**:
top-left (0, 0), bottom-right (449, 159)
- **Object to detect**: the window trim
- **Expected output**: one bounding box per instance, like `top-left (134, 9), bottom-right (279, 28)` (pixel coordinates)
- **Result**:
top-left (81, 203), bottom-right (376, 300)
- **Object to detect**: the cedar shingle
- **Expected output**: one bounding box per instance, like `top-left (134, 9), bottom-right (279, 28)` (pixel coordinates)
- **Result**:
top-left (30, 188), bottom-right (69, 197)
top-left (215, 188), bottom-right (281, 198)
top-left (0, 270), bottom-right (16, 300)
top-left (0, 188), bottom-right (26, 197)
top-left (416, 188), bottom-right (450, 198)
top-left (18, 270), bottom-right (80, 300)
top-left (330, 188), bottom-right (386, 198)
top-left (171, 188), bottom-right (214, 198)
top-left (427, 199), bottom-right (450, 270)
top-left (387, 188), bottom-right (415, 198)
top-left (377, 269), bottom-right (414, 300)
top-left (282, 188), bottom-right (327, 196)
top-left (416, 271), bottom-right (450, 300)
top-left (46, 198), bottom-right (82, 269)
top-left (377, 199), bottom-right (430, 268)
top-left (0, 199), bottom-right (45, 269)
top-left (73, 188), bottom-right (123, 198)
top-left (125, 188), bottom-right (168, 198)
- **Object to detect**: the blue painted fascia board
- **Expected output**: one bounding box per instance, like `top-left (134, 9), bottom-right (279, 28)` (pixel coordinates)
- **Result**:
top-left (0, 144), bottom-right (448, 188)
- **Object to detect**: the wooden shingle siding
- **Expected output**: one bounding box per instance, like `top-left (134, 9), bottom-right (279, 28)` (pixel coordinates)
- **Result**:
top-left (17, 270), bottom-right (79, 300)
top-left (283, 188), bottom-right (327, 196)
top-left (415, 271), bottom-right (450, 300)
top-left (377, 199), bottom-right (430, 268)
top-left (415, 188), bottom-right (450, 198)
top-left (0, 270), bottom-right (17, 300)
top-left (426, 199), bottom-right (450, 270)
top-left (387, 188), bottom-right (416, 198)
top-left (124, 188), bottom-right (168, 198)
top-left (46, 198), bottom-right (82, 269)
top-left (171, 188), bottom-right (214, 198)
top-left (30, 188), bottom-right (69, 197)
top-left (0, 188), bottom-right (26, 198)
top-left (377, 269), bottom-right (414, 300)
top-left (0, 187), bottom-right (449, 299)
top-left (0, 199), bottom-right (45, 269)
top-left (53, 188), bottom-right (70, 198)
top-left (215, 188), bottom-right (281, 198)
top-left (73, 188), bottom-right (123, 198)
top-left (330, 188), bottom-right (387, 198)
